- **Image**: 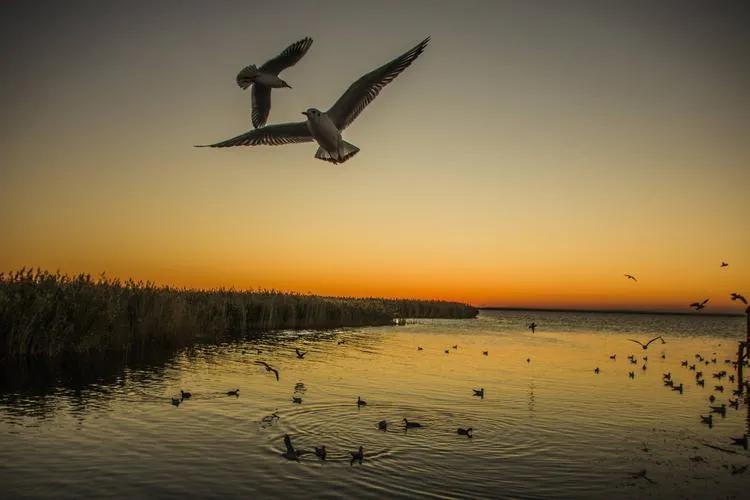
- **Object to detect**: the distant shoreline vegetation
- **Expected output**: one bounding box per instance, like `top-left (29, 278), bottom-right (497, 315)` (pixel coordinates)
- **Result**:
top-left (0, 269), bottom-right (478, 359)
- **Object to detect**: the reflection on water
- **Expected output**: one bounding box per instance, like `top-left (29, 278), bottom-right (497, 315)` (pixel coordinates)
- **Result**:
top-left (0, 310), bottom-right (748, 499)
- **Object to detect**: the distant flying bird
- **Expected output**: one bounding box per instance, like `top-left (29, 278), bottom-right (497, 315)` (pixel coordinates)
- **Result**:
top-left (236, 37), bottom-right (314, 128)
top-left (730, 293), bottom-right (747, 305)
top-left (198, 37), bottom-right (430, 164)
top-left (690, 299), bottom-right (709, 311)
top-left (720, 261), bottom-right (728, 268)
top-left (473, 388), bottom-right (485, 398)
top-left (627, 336), bottom-right (665, 350)
top-left (295, 348), bottom-right (307, 359)
top-left (624, 274), bottom-right (638, 282)
top-left (255, 361), bottom-right (279, 381)
top-left (528, 322), bottom-right (537, 333)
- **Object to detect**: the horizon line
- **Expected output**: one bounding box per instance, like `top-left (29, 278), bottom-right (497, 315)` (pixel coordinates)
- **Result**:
top-left (479, 306), bottom-right (746, 318)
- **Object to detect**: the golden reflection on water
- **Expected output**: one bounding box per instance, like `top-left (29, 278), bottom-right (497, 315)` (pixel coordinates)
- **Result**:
top-left (0, 311), bottom-right (748, 499)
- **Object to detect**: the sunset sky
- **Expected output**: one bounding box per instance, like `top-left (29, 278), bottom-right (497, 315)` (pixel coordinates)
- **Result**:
top-left (1, 1), bottom-right (749, 312)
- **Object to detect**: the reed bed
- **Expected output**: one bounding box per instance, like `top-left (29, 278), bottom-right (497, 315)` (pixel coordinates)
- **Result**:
top-left (0, 269), bottom-right (477, 358)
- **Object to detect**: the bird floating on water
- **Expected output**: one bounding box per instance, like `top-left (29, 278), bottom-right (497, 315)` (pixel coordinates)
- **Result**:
top-left (357, 396), bottom-right (367, 406)
top-left (594, 367), bottom-right (600, 374)
top-left (236, 37), bottom-right (314, 128)
top-left (483, 351), bottom-right (488, 356)
top-left (180, 390), bottom-right (192, 400)
top-left (629, 371), bottom-right (635, 379)
top-left (610, 354), bottom-right (616, 360)
top-left (417, 346), bottom-right (423, 351)
top-left (292, 396), bottom-right (302, 404)
top-left (282, 434), bottom-right (303, 461)
top-left (199, 37), bottom-right (430, 164)
top-left (378, 420), bottom-right (388, 431)
top-left (628, 336), bottom-right (665, 350)
top-left (473, 388), bottom-right (485, 398)
top-left (700, 414), bottom-right (713, 427)
top-left (457, 427), bottom-right (473, 437)
top-left (255, 361), bottom-right (280, 381)
top-left (690, 299), bottom-right (709, 311)
top-left (403, 418), bottom-right (423, 429)
top-left (350, 446), bottom-right (364, 465)
top-left (171, 397), bottom-right (181, 407)
top-left (226, 389), bottom-right (240, 397)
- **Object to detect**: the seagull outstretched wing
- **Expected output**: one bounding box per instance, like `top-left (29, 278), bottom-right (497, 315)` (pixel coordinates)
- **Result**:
top-left (197, 122), bottom-right (312, 148)
top-left (327, 37), bottom-right (430, 131)
top-left (260, 37), bottom-right (313, 75)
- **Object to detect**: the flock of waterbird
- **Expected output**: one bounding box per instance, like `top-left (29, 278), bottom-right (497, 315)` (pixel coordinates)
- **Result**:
top-left (197, 35), bottom-right (430, 164)
top-left (624, 260), bottom-right (748, 310)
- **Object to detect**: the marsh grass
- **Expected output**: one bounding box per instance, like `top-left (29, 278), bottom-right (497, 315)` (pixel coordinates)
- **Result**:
top-left (0, 269), bottom-right (477, 359)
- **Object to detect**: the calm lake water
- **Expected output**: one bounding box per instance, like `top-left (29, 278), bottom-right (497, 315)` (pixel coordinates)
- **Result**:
top-left (1, 310), bottom-right (748, 499)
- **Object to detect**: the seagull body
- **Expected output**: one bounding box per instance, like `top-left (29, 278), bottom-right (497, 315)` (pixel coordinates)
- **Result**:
top-left (201, 37), bottom-right (430, 164)
top-left (255, 361), bottom-right (280, 381)
top-left (236, 37), bottom-right (313, 128)
top-left (721, 261), bottom-right (728, 268)
top-left (226, 389), bottom-right (239, 397)
top-left (357, 396), bottom-right (367, 406)
top-left (457, 427), bottom-right (473, 437)
top-left (403, 418), bottom-right (423, 429)
top-left (690, 299), bottom-right (709, 311)
top-left (730, 293), bottom-right (747, 304)
top-left (624, 274), bottom-right (637, 282)
top-left (528, 322), bottom-right (537, 333)
top-left (627, 336), bottom-right (664, 350)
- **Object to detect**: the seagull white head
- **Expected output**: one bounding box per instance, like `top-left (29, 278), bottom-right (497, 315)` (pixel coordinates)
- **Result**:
top-left (302, 108), bottom-right (323, 119)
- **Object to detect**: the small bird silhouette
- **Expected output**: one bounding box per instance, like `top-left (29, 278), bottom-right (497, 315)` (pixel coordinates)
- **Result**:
top-left (483, 350), bottom-right (488, 356)
top-left (378, 420), bottom-right (388, 431)
top-left (720, 261), bottom-right (728, 268)
top-left (457, 427), bottom-right (473, 437)
top-left (357, 396), bottom-right (367, 406)
top-left (627, 336), bottom-right (665, 350)
top-left (594, 367), bottom-right (600, 374)
top-left (624, 274), bottom-right (638, 282)
top-left (403, 418), bottom-right (423, 429)
top-left (295, 348), bottom-right (307, 359)
top-left (730, 292), bottom-right (747, 304)
top-left (171, 397), bottom-right (181, 407)
top-left (255, 361), bottom-right (280, 381)
top-left (180, 390), bottom-right (192, 400)
top-left (730, 435), bottom-right (748, 450)
top-left (527, 322), bottom-right (537, 333)
top-left (690, 299), bottom-right (709, 311)
top-left (314, 446), bottom-right (327, 460)
top-left (417, 346), bottom-right (423, 351)
top-left (236, 37), bottom-right (314, 128)
top-left (226, 389), bottom-right (240, 397)
top-left (350, 446), bottom-right (364, 465)
top-left (282, 434), bottom-right (303, 461)
top-left (473, 388), bottom-right (485, 398)
top-left (292, 396), bottom-right (302, 404)
top-left (628, 371), bottom-right (635, 379)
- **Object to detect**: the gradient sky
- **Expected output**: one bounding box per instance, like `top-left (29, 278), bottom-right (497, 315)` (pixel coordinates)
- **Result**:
top-left (1, 1), bottom-right (749, 311)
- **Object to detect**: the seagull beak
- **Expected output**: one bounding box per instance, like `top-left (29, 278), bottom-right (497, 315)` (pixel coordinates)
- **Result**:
top-left (301, 111), bottom-right (309, 117)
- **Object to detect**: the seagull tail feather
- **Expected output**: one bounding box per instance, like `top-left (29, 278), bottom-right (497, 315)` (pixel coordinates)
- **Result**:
top-left (314, 142), bottom-right (360, 164)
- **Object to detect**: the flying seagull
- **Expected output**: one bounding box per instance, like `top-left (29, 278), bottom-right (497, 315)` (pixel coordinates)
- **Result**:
top-left (627, 336), bottom-right (665, 350)
top-left (198, 37), bottom-right (430, 164)
top-left (236, 37), bottom-right (313, 128)
top-left (254, 360), bottom-right (279, 381)
top-left (528, 322), bottom-right (537, 333)
top-left (720, 261), bottom-right (728, 268)
top-left (690, 299), bottom-right (709, 311)
top-left (624, 274), bottom-right (637, 282)
top-left (730, 292), bottom-right (747, 305)
top-left (295, 348), bottom-right (307, 359)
